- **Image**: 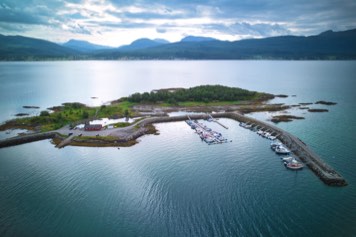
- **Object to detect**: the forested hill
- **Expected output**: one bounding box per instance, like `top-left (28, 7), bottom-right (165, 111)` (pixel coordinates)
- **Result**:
top-left (0, 35), bottom-right (78, 60)
top-left (1, 29), bottom-right (356, 60)
top-left (124, 85), bottom-right (274, 104)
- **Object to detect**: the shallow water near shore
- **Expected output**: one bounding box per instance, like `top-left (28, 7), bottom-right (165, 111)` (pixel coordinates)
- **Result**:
top-left (0, 61), bottom-right (356, 236)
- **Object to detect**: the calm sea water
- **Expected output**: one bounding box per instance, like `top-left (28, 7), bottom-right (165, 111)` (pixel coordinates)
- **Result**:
top-left (0, 61), bottom-right (356, 237)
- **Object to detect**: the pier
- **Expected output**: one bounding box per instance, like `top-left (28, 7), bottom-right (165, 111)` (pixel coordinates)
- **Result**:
top-left (209, 114), bottom-right (228, 129)
top-left (0, 112), bottom-right (347, 186)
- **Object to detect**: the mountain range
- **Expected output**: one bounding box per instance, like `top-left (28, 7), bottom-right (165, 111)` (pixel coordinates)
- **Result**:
top-left (1, 29), bottom-right (356, 60)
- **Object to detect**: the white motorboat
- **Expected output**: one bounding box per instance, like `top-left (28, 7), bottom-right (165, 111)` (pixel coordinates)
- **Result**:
top-left (281, 156), bottom-right (294, 162)
top-left (271, 141), bottom-right (282, 150)
top-left (275, 145), bottom-right (290, 155)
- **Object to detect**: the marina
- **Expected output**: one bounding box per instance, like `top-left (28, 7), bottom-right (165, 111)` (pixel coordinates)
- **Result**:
top-left (185, 117), bottom-right (229, 145)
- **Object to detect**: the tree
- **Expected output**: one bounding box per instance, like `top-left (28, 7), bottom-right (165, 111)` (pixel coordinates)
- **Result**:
top-left (82, 111), bottom-right (89, 119)
top-left (40, 110), bottom-right (50, 116)
top-left (124, 109), bottom-right (130, 118)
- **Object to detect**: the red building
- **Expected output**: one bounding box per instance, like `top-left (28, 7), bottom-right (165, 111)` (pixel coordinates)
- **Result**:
top-left (84, 124), bottom-right (102, 131)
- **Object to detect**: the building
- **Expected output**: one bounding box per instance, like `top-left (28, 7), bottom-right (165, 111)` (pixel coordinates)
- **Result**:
top-left (84, 123), bottom-right (102, 131)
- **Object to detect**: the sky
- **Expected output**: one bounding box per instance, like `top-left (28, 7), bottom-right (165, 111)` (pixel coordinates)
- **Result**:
top-left (0, 0), bottom-right (355, 47)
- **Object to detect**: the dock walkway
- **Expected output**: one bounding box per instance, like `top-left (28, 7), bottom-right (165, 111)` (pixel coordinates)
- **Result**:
top-left (209, 114), bottom-right (228, 129)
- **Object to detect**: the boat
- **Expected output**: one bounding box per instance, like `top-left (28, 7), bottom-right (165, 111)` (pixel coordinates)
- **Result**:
top-left (285, 159), bottom-right (304, 170)
top-left (204, 136), bottom-right (215, 144)
top-left (268, 135), bottom-right (277, 140)
top-left (275, 145), bottom-right (290, 155)
top-left (281, 156), bottom-right (294, 162)
top-left (245, 124), bottom-right (252, 129)
top-left (239, 122), bottom-right (246, 127)
top-left (271, 141), bottom-right (282, 150)
top-left (240, 122), bottom-right (252, 129)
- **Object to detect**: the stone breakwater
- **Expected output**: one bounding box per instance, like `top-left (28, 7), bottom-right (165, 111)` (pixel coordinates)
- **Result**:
top-left (0, 112), bottom-right (347, 186)
top-left (0, 131), bottom-right (59, 148)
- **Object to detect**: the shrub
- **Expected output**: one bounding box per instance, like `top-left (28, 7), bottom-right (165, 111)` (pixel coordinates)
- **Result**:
top-left (40, 111), bottom-right (50, 116)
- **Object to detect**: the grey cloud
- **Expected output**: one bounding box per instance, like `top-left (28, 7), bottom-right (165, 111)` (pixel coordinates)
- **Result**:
top-left (0, 0), bottom-right (64, 25)
top-left (0, 0), bottom-right (355, 40)
top-left (0, 22), bottom-right (28, 32)
top-left (229, 22), bottom-right (291, 37)
top-left (93, 21), bottom-right (154, 29)
top-left (156, 28), bottom-right (167, 33)
top-left (67, 24), bottom-right (92, 35)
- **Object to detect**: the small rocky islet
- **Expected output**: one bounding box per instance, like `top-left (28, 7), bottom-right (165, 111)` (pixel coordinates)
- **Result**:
top-left (22, 105), bottom-right (40, 109)
top-left (315, 100), bottom-right (337, 105)
top-left (271, 115), bottom-right (305, 123)
top-left (308, 109), bottom-right (329, 112)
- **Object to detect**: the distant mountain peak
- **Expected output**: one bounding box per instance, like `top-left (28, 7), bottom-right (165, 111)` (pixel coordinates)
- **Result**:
top-left (180, 36), bottom-right (218, 42)
top-left (66, 39), bottom-right (89, 43)
top-left (319, 30), bottom-right (334, 36)
top-left (130, 38), bottom-right (169, 44)
top-left (153, 38), bottom-right (170, 44)
top-left (118, 38), bottom-right (169, 51)
top-left (62, 39), bottom-right (112, 52)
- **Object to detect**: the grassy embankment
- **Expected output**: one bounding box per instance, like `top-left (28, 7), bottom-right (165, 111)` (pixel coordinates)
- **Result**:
top-left (0, 101), bottom-right (136, 132)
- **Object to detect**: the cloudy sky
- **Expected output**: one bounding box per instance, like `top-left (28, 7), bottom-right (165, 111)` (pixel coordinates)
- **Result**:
top-left (0, 0), bottom-right (355, 47)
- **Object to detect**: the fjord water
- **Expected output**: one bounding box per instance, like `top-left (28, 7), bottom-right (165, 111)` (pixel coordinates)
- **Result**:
top-left (0, 61), bottom-right (356, 236)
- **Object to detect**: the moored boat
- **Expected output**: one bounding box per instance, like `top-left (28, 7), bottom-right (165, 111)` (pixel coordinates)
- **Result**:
top-left (275, 145), bottom-right (290, 155)
top-left (271, 141), bottom-right (282, 151)
top-left (285, 159), bottom-right (304, 170)
top-left (281, 156), bottom-right (294, 162)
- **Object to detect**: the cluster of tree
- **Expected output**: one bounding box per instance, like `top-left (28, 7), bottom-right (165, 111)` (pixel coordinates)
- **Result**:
top-left (127, 85), bottom-right (272, 104)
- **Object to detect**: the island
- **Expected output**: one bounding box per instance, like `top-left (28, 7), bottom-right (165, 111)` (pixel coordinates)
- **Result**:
top-left (0, 85), bottom-right (347, 186)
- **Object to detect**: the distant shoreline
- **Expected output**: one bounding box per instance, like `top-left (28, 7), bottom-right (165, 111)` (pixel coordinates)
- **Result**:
top-left (2, 58), bottom-right (356, 62)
